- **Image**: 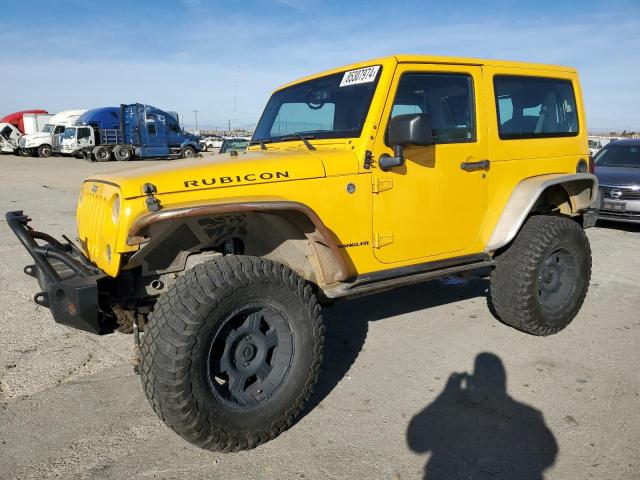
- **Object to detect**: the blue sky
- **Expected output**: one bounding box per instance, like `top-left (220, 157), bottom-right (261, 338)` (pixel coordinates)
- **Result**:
top-left (1, 0), bottom-right (639, 131)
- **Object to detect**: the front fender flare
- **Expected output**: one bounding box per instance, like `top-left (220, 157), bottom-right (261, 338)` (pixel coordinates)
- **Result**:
top-left (126, 199), bottom-right (350, 284)
top-left (486, 173), bottom-right (598, 252)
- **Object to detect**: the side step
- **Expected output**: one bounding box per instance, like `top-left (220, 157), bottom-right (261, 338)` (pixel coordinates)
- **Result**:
top-left (323, 254), bottom-right (494, 299)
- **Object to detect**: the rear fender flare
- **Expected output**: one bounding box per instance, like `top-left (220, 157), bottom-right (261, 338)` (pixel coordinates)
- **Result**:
top-left (486, 173), bottom-right (598, 252)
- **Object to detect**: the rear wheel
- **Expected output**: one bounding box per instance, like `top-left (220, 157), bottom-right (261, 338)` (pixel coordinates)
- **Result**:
top-left (181, 146), bottom-right (196, 158)
top-left (113, 145), bottom-right (132, 161)
top-left (37, 145), bottom-right (52, 157)
top-left (93, 146), bottom-right (111, 162)
top-left (140, 256), bottom-right (324, 452)
top-left (490, 215), bottom-right (591, 336)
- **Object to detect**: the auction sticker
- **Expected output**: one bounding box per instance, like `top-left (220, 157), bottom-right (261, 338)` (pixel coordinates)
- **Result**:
top-left (339, 65), bottom-right (380, 87)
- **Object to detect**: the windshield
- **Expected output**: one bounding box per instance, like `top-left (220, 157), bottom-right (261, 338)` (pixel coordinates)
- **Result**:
top-left (251, 65), bottom-right (381, 144)
top-left (220, 138), bottom-right (250, 153)
top-left (41, 124), bottom-right (53, 133)
top-left (63, 127), bottom-right (76, 139)
top-left (594, 144), bottom-right (640, 168)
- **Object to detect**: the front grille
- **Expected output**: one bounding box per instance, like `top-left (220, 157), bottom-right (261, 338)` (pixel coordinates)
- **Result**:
top-left (600, 186), bottom-right (640, 201)
top-left (76, 182), bottom-right (116, 265)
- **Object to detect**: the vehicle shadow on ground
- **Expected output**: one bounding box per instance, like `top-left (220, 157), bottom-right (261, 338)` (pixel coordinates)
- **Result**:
top-left (302, 273), bottom-right (490, 418)
top-left (596, 219), bottom-right (640, 233)
top-left (406, 352), bottom-right (558, 480)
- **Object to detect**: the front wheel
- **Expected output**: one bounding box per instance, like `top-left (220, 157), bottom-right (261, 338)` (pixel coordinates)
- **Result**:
top-left (140, 256), bottom-right (324, 452)
top-left (37, 145), bottom-right (52, 157)
top-left (490, 215), bottom-right (591, 336)
top-left (181, 146), bottom-right (196, 158)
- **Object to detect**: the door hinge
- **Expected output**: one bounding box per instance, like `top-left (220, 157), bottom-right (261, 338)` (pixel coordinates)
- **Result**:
top-left (372, 177), bottom-right (393, 193)
top-left (374, 232), bottom-right (394, 248)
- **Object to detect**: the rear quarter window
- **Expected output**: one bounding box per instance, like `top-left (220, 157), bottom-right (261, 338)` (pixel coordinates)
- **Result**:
top-left (494, 75), bottom-right (578, 140)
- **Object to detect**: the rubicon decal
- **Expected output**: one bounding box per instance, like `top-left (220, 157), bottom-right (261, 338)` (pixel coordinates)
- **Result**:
top-left (184, 171), bottom-right (290, 188)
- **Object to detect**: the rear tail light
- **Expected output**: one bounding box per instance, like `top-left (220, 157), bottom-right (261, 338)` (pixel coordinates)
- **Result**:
top-left (588, 154), bottom-right (595, 173)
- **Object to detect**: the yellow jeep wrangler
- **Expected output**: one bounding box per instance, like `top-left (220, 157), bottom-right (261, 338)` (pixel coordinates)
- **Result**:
top-left (7, 55), bottom-right (597, 452)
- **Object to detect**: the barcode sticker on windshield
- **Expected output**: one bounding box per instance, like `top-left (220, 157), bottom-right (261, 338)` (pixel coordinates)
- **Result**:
top-left (339, 65), bottom-right (380, 87)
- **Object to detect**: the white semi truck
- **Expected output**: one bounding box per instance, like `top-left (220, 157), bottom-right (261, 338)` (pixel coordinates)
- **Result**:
top-left (0, 113), bottom-right (53, 154)
top-left (18, 109), bottom-right (86, 157)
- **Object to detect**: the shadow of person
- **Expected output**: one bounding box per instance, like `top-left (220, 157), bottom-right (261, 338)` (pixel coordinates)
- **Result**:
top-left (407, 353), bottom-right (558, 480)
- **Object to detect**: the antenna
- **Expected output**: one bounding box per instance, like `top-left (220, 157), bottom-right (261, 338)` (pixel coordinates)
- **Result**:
top-left (232, 64), bottom-right (239, 129)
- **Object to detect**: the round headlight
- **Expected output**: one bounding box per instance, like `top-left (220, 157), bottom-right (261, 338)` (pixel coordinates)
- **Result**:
top-left (111, 194), bottom-right (121, 224)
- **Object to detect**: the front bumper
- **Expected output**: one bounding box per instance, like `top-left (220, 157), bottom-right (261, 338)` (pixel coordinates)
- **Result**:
top-left (5, 211), bottom-right (116, 334)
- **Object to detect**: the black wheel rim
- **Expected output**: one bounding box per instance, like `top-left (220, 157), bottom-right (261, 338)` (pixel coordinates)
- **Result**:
top-left (207, 303), bottom-right (294, 409)
top-left (537, 248), bottom-right (577, 312)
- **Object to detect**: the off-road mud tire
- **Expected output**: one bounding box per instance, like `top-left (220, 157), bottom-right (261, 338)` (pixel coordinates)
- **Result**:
top-left (490, 215), bottom-right (591, 336)
top-left (113, 306), bottom-right (135, 334)
top-left (139, 255), bottom-right (324, 452)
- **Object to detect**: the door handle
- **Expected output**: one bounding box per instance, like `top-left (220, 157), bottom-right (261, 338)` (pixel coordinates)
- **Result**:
top-left (460, 159), bottom-right (490, 172)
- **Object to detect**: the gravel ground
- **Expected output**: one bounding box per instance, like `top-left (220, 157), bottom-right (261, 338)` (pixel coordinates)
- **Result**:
top-left (0, 153), bottom-right (638, 480)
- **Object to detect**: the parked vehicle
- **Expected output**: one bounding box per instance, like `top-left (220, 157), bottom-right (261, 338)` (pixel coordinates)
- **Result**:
top-left (593, 139), bottom-right (640, 224)
top-left (22, 112), bottom-right (54, 135)
top-left (63, 104), bottom-right (200, 161)
top-left (200, 135), bottom-right (223, 151)
top-left (0, 123), bottom-right (22, 153)
top-left (218, 136), bottom-right (250, 153)
top-left (6, 55), bottom-right (597, 452)
top-left (18, 110), bottom-right (86, 157)
top-left (0, 110), bottom-right (49, 134)
top-left (53, 107), bottom-right (120, 156)
top-left (588, 136), bottom-right (611, 156)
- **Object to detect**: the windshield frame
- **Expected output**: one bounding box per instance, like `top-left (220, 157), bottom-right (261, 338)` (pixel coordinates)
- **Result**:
top-left (251, 65), bottom-right (382, 145)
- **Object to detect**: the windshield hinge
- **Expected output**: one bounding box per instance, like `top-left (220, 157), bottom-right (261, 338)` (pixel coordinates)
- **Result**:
top-left (143, 183), bottom-right (161, 212)
top-left (372, 177), bottom-right (393, 194)
top-left (363, 150), bottom-right (373, 170)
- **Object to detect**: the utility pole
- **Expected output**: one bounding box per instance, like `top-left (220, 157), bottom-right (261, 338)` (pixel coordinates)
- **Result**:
top-left (228, 119), bottom-right (231, 134)
top-left (193, 110), bottom-right (199, 131)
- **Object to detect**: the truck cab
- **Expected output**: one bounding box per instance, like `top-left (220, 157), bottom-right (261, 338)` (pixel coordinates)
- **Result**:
top-left (68, 104), bottom-right (201, 161)
top-left (0, 122), bottom-right (22, 153)
top-left (18, 109), bottom-right (86, 157)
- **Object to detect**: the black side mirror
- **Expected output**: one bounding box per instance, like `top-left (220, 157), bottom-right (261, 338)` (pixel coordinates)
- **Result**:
top-left (379, 113), bottom-right (434, 171)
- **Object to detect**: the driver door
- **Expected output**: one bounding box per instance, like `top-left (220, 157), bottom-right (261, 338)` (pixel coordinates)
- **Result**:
top-left (371, 64), bottom-right (490, 264)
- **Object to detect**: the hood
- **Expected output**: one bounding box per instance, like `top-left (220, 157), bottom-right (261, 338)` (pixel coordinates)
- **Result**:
top-left (595, 166), bottom-right (640, 186)
top-left (22, 131), bottom-right (52, 142)
top-left (87, 150), bottom-right (327, 199)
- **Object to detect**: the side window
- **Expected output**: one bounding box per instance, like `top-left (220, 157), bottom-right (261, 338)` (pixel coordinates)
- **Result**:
top-left (389, 73), bottom-right (475, 143)
top-left (494, 75), bottom-right (578, 139)
top-left (148, 124), bottom-right (157, 135)
top-left (78, 128), bottom-right (90, 139)
top-left (54, 125), bottom-right (65, 134)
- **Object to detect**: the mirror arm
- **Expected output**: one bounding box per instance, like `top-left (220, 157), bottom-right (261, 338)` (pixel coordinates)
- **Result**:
top-left (378, 144), bottom-right (405, 171)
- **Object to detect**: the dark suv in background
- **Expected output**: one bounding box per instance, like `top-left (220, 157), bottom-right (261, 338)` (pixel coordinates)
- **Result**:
top-left (594, 139), bottom-right (640, 224)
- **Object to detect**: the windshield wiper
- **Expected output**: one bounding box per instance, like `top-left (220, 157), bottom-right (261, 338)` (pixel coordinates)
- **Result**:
top-left (281, 134), bottom-right (316, 151)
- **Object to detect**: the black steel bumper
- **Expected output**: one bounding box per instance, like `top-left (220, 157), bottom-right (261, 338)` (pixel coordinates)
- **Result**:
top-left (5, 211), bottom-right (115, 334)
